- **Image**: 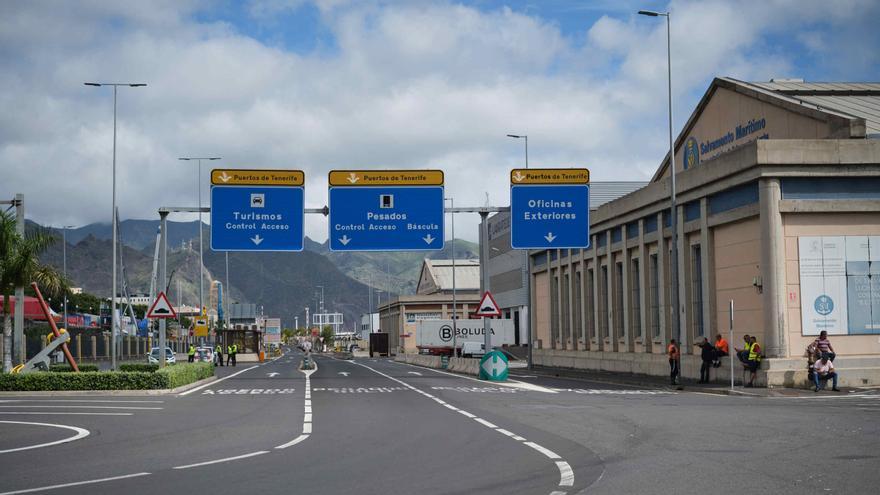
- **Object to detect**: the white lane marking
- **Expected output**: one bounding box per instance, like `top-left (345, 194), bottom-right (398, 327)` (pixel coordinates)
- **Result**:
top-left (556, 461), bottom-right (574, 486)
top-left (474, 418), bottom-right (498, 428)
top-left (304, 406), bottom-right (312, 413)
top-left (0, 412), bottom-right (132, 416)
top-left (178, 365), bottom-right (259, 396)
top-left (0, 405), bottom-right (160, 410)
top-left (172, 451), bottom-right (269, 470)
top-left (356, 361), bottom-right (573, 489)
top-left (0, 400), bottom-right (163, 404)
top-left (0, 421), bottom-right (90, 454)
top-left (444, 404), bottom-right (460, 412)
top-left (303, 413), bottom-right (312, 422)
top-left (549, 491), bottom-right (567, 495)
top-left (394, 360), bottom-right (558, 393)
top-left (524, 442), bottom-right (561, 459)
top-left (303, 423), bottom-right (312, 434)
top-left (275, 434), bottom-right (309, 449)
top-left (0, 472), bottom-right (151, 495)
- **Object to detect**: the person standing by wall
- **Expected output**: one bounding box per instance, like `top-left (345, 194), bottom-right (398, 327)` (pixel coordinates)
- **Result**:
top-left (813, 331), bottom-right (836, 362)
top-left (188, 344), bottom-right (196, 363)
top-left (668, 339), bottom-right (680, 386)
top-left (214, 343), bottom-right (223, 367)
top-left (694, 337), bottom-right (715, 383)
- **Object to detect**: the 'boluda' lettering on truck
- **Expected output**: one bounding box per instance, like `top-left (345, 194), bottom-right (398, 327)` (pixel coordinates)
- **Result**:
top-left (415, 319), bottom-right (515, 356)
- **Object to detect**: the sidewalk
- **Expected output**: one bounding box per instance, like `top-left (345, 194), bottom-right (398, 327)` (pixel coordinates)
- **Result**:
top-left (512, 365), bottom-right (870, 398)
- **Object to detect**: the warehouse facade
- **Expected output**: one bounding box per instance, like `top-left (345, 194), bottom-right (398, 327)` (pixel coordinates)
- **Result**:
top-left (529, 77), bottom-right (880, 386)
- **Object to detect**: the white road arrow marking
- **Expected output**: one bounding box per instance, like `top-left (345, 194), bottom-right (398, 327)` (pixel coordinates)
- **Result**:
top-left (338, 372), bottom-right (350, 377)
top-left (544, 232), bottom-right (557, 243)
top-left (251, 235), bottom-right (264, 246)
top-left (481, 355), bottom-right (508, 378)
top-left (267, 372), bottom-right (280, 377)
top-left (407, 371), bottom-right (422, 376)
top-left (218, 171), bottom-right (232, 183)
top-left (347, 173), bottom-right (359, 183)
top-left (512, 171), bottom-right (525, 182)
top-left (339, 235), bottom-right (351, 246)
top-left (423, 234), bottom-right (435, 245)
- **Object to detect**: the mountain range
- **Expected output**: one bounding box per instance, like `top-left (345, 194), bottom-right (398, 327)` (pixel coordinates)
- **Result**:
top-left (35, 220), bottom-right (478, 329)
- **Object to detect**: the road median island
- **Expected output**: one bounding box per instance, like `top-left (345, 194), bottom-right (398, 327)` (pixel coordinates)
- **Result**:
top-left (0, 362), bottom-right (215, 392)
top-left (394, 354), bottom-right (480, 376)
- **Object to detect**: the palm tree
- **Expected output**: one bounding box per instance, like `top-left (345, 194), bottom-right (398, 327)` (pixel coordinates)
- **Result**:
top-left (0, 211), bottom-right (66, 372)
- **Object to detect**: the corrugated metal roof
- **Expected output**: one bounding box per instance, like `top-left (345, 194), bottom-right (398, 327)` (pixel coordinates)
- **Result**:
top-left (423, 259), bottom-right (480, 292)
top-left (590, 182), bottom-right (649, 209)
top-left (749, 81), bottom-right (880, 137)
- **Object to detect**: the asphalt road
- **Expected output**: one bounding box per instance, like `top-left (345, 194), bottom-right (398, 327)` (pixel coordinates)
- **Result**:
top-left (1, 348), bottom-right (878, 494)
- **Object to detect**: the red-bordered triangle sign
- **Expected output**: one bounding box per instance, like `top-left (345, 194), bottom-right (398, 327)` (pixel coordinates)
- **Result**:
top-left (147, 291), bottom-right (177, 319)
top-left (474, 291), bottom-right (502, 317)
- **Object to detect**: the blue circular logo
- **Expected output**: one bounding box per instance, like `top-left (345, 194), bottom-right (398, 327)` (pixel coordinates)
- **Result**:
top-left (814, 295), bottom-right (833, 316)
top-left (683, 137), bottom-right (699, 170)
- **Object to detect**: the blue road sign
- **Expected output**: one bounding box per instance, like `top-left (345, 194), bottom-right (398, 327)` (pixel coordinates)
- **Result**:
top-left (211, 185), bottom-right (304, 251)
top-left (329, 186), bottom-right (444, 251)
top-left (510, 184), bottom-right (590, 249)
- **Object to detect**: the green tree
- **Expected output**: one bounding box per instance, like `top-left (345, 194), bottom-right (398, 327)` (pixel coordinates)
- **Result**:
top-left (321, 325), bottom-right (334, 348)
top-left (0, 212), bottom-right (66, 371)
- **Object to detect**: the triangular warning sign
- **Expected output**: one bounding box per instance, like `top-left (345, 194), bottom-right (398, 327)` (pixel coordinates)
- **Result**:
top-left (474, 291), bottom-right (502, 317)
top-left (147, 291), bottom-right (177, 319)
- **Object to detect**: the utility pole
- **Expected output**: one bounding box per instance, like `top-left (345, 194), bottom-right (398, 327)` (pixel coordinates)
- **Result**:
top-left (158, 211), bottom-right (168, 368)
top-left (480, 211), bottom-right (491, 353)
top-left (14, 194), bottom-right (24, 365)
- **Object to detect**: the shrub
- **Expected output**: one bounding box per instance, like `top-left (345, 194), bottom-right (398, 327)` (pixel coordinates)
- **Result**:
top-left (0, 362), bottom-right (213, 391)
top-left (0, 371), bottom-right (165, 391)
top-left (49, 364), bottom-right (100, 372)
top-left (119, 363), bottom-right (159, 373)
top-left (158, 362), bottom-right (214, 389)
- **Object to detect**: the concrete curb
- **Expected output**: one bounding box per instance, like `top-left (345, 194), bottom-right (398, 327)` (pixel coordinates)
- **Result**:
top-left (0, 375), bottom-right (219, 397)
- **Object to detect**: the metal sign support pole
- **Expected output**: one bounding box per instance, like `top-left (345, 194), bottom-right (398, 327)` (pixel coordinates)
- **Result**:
top-left (14, 193), bottom-right (25, 365)
top-left (480, 211), bottom-right (491, 353)
top-left (158, 211), bottom-right (168, 368)
top-left (729, 300), bottom-right (734, 391)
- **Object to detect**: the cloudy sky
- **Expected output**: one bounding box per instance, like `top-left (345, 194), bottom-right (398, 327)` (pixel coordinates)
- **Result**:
top-left (2, 0), bottom-right (878, 243)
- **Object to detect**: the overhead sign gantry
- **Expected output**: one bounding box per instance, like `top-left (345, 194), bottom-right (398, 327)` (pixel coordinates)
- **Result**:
top-left (328, 170), bottom-right (445, 251)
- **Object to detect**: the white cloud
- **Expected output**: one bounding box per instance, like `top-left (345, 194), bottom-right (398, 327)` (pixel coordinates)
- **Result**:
top-left (0, 0), bottom-right (877, 242)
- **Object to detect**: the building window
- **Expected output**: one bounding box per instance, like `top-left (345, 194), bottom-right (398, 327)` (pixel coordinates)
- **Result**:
top-left (599, 266), bottom-right (608, 339)
top-left (692, 245), bottom-right (704, 337)
top-left (574, 271), bottom-right (582, 343)
top-left (649, 254), bottom-right (660, 338)
top-left (586, 268), bottom-right (595, 340)
top-left (551, 275), bottom-right (559, 343)
top-left (631, 258), bottom-right (641, 338)
top-left (562, 272), bottom-right (570, 345)
top-left (614, 262), bottom-right (624, 339)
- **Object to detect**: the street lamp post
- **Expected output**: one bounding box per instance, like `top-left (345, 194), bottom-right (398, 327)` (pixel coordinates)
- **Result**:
top-left (178, 157), bottom-right (221, 319)
top-left (84, 82), bottom-right (146, 370)
top-left (507, 134), bottom-right (533, 369)
top-left (638, 9), bottom-right (681, 366)
top-left (444, 197), bottom-right (458, 356)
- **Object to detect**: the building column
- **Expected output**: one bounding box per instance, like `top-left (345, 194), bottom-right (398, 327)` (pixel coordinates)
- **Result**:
top-left (657, 212), bottom-right (668, 347)
top-left (606, 231), bottom-right (616, 352)
top-left (759, 178), bottom-right (787, 358)
top-left (567, 251), bottom-right (575, 350)
top-left (621, 226), bottom-right (632, 353)
top-left (592, 235), bottom-right (600, 350)
top-left (578, 248), bottom-right (587, 351)
top-left (700, 198), bottom-right (715, 340)
top-left (677, 204), bottom-right (689, 353)
top-left (638, 219), bottom-right (649, 352)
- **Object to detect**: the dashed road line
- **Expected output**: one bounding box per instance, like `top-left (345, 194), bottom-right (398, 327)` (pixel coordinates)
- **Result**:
top-left (0, 412), bottom-right (133, 416)
top-left (178, 365), bottom-right (260, 396)
top-left (0, 472), bottom-right (151, 495)
top-left (274, 360), bottom-right (316, 449)
top-left (0, 420), bottom-right (90, 454)
top-left (172, 451), bottom-right (269, 470)
top-left (354, 361), bottom-right (576, 492)
top-left (0, 405), bottom-right (161, 410)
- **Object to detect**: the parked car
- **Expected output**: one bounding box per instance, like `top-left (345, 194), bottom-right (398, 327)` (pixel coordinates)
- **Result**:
top-left (460, 342), bottom-right (485, 358)
top-left (148, 347), bottom-right (176, 365)
top-left (194, 346), bottom-right (214, 363)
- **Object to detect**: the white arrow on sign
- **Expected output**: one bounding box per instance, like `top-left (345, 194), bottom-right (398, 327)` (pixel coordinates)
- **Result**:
top-left (218, 171), bottom-right (232, 183)
top-left (251, 235), bottom-right (264, 246)
top-left (347, 172), bottom-right (360, 184)
top-left (338, 372), bottom-right (350, 377)
top-left (267, 372), bottom-right (280, 377)
top-left (512, 171), bottom-right (525, 182)
top-left (339, 235), bottom-right (352, 246)
top-left (481, 355), bottom-right (507, 378)
top-left (544, 232), bottom-right (557, 243)
top-left (423, 234), bottom-right (435, 245)
top-left (407, 371), bottom-right (422, 376)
